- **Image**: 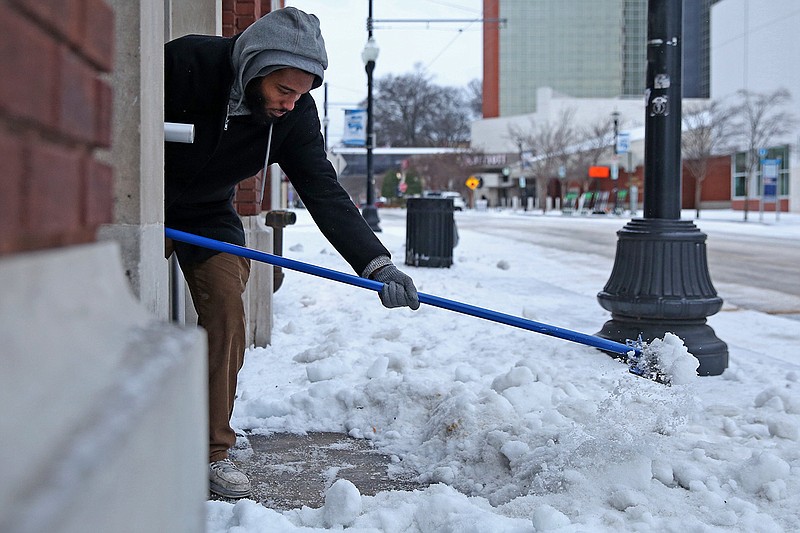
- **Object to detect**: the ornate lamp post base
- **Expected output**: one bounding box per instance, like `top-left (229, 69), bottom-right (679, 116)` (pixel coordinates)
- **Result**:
top-left (596, 218), bottom-right (728, 375)
top-left (361, 204), bottom-right (381, 232)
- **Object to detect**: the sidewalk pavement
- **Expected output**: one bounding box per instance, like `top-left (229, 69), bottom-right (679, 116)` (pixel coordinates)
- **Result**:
top-left (217, 432), bottom-right (423, 509)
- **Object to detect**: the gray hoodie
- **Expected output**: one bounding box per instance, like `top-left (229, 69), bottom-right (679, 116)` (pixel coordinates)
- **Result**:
top-left (229, 7), bottom-right (328, 115)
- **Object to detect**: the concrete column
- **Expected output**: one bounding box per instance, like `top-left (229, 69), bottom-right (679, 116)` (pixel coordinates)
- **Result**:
top-left (97, 1), bottom-right (169, 319)
top-left (244, 216), bottom-right (274, 347)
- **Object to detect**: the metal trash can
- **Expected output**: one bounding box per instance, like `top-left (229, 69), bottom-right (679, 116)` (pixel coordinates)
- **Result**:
top-left (405, 198), bottom-right (455, 268)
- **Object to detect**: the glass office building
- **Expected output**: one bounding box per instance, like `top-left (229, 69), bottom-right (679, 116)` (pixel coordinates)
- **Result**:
top-left (485, 0), bottom-right (717, 117)
top-left (493, 0), bottom-right (644, 116)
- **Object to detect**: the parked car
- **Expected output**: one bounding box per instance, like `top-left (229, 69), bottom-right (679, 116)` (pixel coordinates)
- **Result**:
top-left (424, 190), bottom-right (466, 211)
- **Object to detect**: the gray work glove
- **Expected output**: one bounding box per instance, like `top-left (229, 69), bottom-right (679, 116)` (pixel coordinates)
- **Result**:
top-left (372, 264), bottom-right (420, 310)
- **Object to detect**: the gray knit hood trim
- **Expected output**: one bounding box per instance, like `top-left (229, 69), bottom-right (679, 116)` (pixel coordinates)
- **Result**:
top-left (229, 7), bottom-right (328, 115)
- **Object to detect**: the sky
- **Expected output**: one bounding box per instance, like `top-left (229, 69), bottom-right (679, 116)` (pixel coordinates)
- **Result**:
top-left (284, 0), bottom-right (484, 146)
top-left (205, 207), bottom-right (800, 532)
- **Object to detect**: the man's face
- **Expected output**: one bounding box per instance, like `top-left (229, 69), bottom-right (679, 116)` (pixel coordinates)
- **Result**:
top-left (244, 68), bottom-right (315, 124)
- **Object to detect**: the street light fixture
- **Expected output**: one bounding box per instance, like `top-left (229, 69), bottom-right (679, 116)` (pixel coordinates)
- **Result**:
top-left (361, 32), bottom-right (381, 232)
top-left (361, 35), bottom-right (379, 65)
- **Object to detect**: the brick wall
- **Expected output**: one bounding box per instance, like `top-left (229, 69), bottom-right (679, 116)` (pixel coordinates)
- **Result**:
top-left (223, 0), bottom-right (284, 215)
top-left (0, 0), bottom-right (114, 255)
top-left (482, 0), bottom-right (499, 118)
top-left (682, 154), bottom-right (732, 209)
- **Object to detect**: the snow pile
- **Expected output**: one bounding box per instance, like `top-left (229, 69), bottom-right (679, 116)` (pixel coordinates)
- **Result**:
top-left (635, 332), bottom-right (700, 385)
top-left (208, 209), bottom-right (800, 532)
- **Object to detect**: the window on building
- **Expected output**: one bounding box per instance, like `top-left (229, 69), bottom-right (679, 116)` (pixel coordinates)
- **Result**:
top-left (732, 145), bottom-right (790, 198)
top-left (733, 152), bottom-right (747, 197)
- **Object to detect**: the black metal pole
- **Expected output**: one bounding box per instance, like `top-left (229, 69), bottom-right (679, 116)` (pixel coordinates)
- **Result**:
top-left (361, 0), bottom-right (381, 231)
top-left (612, 111), bottom-right (619, 212)
top-left (596, 0), bottom-right (728, 376)
top-left (323, 82), bottom-right (329, 152)
top-left (643, 0), bottom-right (682, 220)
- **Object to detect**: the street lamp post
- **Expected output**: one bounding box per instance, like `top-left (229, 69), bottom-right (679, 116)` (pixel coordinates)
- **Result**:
top-left (612, 110), bottom-right (620, 212)
top-left (595, 0), bottom-right (728, 376)
top-left (361, 3), bottom-right (381, 232)
top-left (322, 82), bottom-right (329, 152)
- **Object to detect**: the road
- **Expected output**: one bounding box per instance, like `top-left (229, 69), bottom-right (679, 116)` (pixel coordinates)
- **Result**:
top-left (390, 209), bottom-right (800, 318)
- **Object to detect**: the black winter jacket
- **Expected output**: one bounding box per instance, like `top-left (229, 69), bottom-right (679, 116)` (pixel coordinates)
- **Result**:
top-left (164, 34), bottom-right (389, 272)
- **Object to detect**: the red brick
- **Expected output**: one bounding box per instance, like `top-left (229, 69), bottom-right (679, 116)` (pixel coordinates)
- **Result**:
top-left (0, 5), bottom-right (58, 127)
top-left (83, 158), bottom-right (113, 226)
top-left (236, 204), bottom-right (258, 216)
top-left (28, 139), bottom-right (83, 236)
top-left (57, 46), bottom-right (97, 144)
top-left (238, 176), bottom-right (257, 190)
top-left (10, 0), bottom-right (83, 48)
top-left (234, 1), bottom-right (255, 16)
top-left (94, 78), bottom-right (113, 147)
top-left (82, 0), bottom-right (114, 71)
top-left (0, 127), bottom-right (25, 251)
top-left (236, 15), bottom-right (256, 32)
top-left (257, 0), bottom-right (281, 16)
top-left (236, 190), bottom-right (257, 203)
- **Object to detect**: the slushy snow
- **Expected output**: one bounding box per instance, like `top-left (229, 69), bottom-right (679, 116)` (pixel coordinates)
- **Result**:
top-left (207, 208), bottom-right (800, 532)
top-left (633, 332), bottom-right (700, 385)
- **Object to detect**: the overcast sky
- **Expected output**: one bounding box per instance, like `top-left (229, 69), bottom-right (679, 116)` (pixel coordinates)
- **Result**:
top-left (284, 0), bottom-right (483, 145)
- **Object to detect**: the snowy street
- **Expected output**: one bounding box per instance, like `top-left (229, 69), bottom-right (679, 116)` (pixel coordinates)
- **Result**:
top-left (208, 208), bottom-right (800, 532)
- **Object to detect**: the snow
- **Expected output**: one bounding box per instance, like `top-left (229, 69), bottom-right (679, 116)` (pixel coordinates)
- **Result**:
top-left (208, 208), bottom-right (800, 532)
top-left (633, 333), bottom-right (700, 385)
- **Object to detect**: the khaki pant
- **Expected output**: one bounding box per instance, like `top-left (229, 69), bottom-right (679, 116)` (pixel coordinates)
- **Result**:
top-left (166, 239), bottom-right (251, 462)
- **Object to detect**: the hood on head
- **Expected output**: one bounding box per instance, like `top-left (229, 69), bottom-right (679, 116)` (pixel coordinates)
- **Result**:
top-left (229, 7), bottom-right (328, 114)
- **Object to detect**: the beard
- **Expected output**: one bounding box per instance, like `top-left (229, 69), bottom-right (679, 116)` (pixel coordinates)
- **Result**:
top-left (244, 80), bottom-right (272, 125)
top-left (244, 79), bottom-right (287, 125)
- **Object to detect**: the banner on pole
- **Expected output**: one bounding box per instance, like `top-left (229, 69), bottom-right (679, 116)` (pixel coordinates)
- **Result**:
top-left (342, 109), bottom-right (366, 146)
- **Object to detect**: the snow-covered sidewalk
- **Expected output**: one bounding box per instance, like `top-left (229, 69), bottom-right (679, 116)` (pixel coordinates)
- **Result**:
top-left (208, 208), bottom-right (800, 532)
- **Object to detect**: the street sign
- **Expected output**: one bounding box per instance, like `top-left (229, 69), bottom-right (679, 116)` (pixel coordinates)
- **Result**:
top-left (466, 176), bottom-right (481, 190)
top-left (327, 152), bottom-right (347, 175)
top-left (616, 132), bottom-right (630, 154)
top-left (762, 159), bottom-right (780, 198)
top-left (588, 166), bottom-right (610, 178)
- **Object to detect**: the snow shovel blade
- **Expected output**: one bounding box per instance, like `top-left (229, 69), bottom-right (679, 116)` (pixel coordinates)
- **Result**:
top-left (165, 228), bottom-right (660, 382)
top-left (623, 336), bottom-right (670, 385)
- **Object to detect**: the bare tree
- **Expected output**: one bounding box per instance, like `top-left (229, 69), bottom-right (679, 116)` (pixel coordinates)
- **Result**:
top-left (681, 99), bottom-right (736, 218)
top-left (371, 65), bottom-right (473, 148)
top-left (465, 78), bottom-right (482, 119)
top-left (571, 117), bottom-right (616, 190)
top-left (409, 150), bottom-right (482, 194)
top-left (507, 108), bottom-right (581, 211)
top-left (730, 88), bottom-right (796, 221)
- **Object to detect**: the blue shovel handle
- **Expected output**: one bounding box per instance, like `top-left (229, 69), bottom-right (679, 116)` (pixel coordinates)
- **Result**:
top-left (165, 228), bottom-right (639, 358)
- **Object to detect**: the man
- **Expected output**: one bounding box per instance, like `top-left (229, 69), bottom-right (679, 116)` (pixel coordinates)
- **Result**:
top-left (164, 7), bottom-right (420, 499)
